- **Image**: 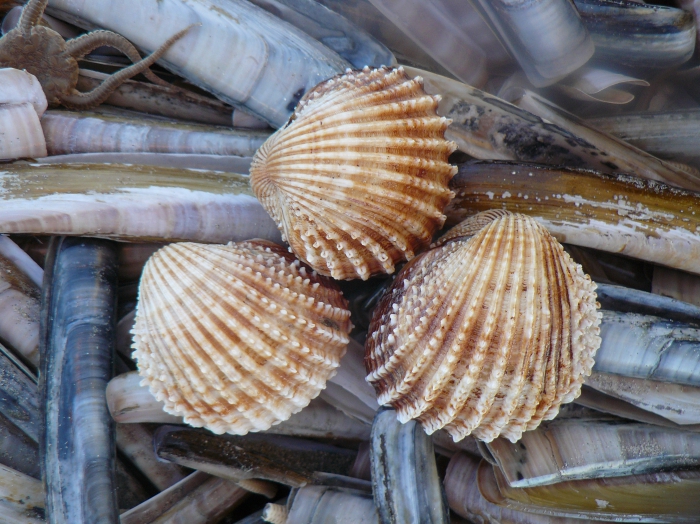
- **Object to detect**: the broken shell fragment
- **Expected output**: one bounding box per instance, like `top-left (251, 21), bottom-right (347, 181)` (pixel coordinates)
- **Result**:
top-left (131, 240), bottom-right (353, 435)
top-left (365, 211), bottom-right (602, 443)
top-left (250, 66), bottom-right (457, 280)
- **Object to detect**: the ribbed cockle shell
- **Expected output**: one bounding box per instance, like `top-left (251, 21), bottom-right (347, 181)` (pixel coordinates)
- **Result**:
top-left (365, 211), bottom-right (602, 443)
top-left (131, 240), bottom-right (352, 435)
top-left (250, 66), bottom-right (457, 280)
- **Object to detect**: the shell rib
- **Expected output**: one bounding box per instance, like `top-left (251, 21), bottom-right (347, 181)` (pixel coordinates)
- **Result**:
top-left (131, 240), bottom-right (353, 435)
top-left (250, 66), bottom-right (457, 280)
top-left (365, 211), bottom-right (602, 443)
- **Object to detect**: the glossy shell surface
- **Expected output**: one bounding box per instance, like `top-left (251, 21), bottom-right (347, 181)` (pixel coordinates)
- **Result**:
top-left (365, 212), bottom-right (602, 442)
top-left (250, 66), bottom-right (457, 280)
top-left (131, 240), bottom-right (353, 435)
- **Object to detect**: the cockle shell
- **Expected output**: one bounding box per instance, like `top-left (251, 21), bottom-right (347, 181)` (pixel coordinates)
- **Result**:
top-left (131, 240), bottom-right (353, 435)
top-left (365, 211), bottom-right (602, 443)
top-left (249, 66), bottom-right (457, 280)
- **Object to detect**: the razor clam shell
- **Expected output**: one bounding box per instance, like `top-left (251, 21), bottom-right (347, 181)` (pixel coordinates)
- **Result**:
top-left (0, 409), bottom-right (39, 478)
top-left (0, 163), bottom-right (281, 243)
top-left (365, 0), bottom-right (487, 86)
top-left (0, 235), bottom-right (43, 289)
top-left (153, 426), bottom-right (357, 488)
top-left (120, 471), bottom-right (210, 524)
top-left (117, 244), bottom-right (166, 283)
top-left (116, 310), bottom-right (136, 364)
top-left (246, 0), bottom-right (395, 69)
top-left (107, 371), bottom-right (183, 424)
top-left (40, 110), bottom-right (269, 157)
top-left (0, 343), bottom-right (39, 442)
top-left (446, 162), bottom-right (700, 276)
top-left (505, 89), bottom-right (700, 190)
top-left (652, 265), bottom-right (700, 308)
top-left (586, 372), bottom-right (700, 425)
top-left (370, 409), bottom-right (448, 524)
top-left (405, 66), bottom-right (688, 185)
top-left (116, 424), bottom-right (189, 492)
top-left (588, 109), bottom-right (700, 171)
top-left (445, 452), bottom-right (608, 524)
top-left (319, 339), bottom-right (378, 425)
top-left (574, 0), bottom-right (696, 69)
top-left (555, 67), bottom-right (649, 105)
top-left (40, 237), bottom-right (119, 523)
top-left (486, 418), bottom-right (700, 488)
top-left (595, 282), bottom-right (700, 324)
top-left (468, 0), bottom-right (593, 87)
top-left (37, 153), bottom-right (254, 173)
top-left (479, 459), bottom-right (700, 523)
top-left (0, 252), bottom-right (40, 367)
top-left (47, 0), bottom-right (350, 128)
top-left (575, 384), bottom-right (691, 430)
top-left (130, 474), bottom-right (248, 524)
top-left (312, 0), bottom-right (450, 76)
top-left (0, 463), bottom-right (45, 524)
top-left (594, 310), bottom-right (700, 387)
top-left (286, 485), bottom-right (378, 524)
top-left (0, 103), bottom-right (47, 160)
top-left (106, 371), bottom-right (374, 440)
top-left (74, 70), bottom-right (245, 128)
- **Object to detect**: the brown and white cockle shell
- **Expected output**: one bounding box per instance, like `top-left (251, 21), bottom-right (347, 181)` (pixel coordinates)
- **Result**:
top-left (250, 66), bottom-right (457, 280)
top-left (131, 240), bottom-right (353, 435)
top-left (365, 211), bottom-right (602, 443)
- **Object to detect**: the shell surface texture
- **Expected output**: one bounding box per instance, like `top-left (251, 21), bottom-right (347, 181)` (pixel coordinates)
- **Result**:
top-left (365, 211), bottom-right (602, 443)
top-left (131, 240), bottom-right (353, 435)
top-left (250, 66), bottom-right (457, 281)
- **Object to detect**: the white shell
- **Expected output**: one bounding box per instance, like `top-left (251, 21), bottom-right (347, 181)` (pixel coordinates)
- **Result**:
top-left (132, 240), bottom-right (352, 434)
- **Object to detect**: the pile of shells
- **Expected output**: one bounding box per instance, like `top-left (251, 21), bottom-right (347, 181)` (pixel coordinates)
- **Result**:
top-left (3, 0), bottom-right (700, 522)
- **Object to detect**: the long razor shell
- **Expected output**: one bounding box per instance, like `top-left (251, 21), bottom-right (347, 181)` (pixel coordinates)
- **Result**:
top-left (446, 162), bottom-right (700, 276)
top-left (0, 463), bottom-right (44, 524)
top-left (594, 311), bottom-right (700, 387)
top-left (41, 110), bottom-right (270, 157)
top-left (595, 282), bottom-right (700, 324)
top-left (153, 426), bottom-right (357, 488)
top-left (404, 66), bottom-right (693, 190)
top-left (486, 418), bottom-right (700, 488)
top-left (588, 109), bottom-right (700, 171)
top-left (246, 0), bottom-right (396, 69)
top-left (507, 89), bottom-right (700, 190)
top-left (41, 237), bottom-right (119, 523)
top-left (250, 66), bottom-right (456, 280)
top-left (0, 252), bottom-right (40, 367)
top-left (0, 343), bottom-right (39, 443)
top-left (46, 0), bottom-right (350, 128)
top-left (286, 484), bottom-right (378, 524)
top-left (468, 0), bottom-right (593, 87)
top-left (132, 241), bottom-right (352, 435)
top-left (0, 163), bottom-right (280, 243)
top-left (369, 409), bottom-right (448, 524)
top-left (75, 69), bottom-right (239, 127)
top-left (120, 471), bottom-right (210, 524)
top-left (445, 452), bottom-right (609, 524)
top-left (652, 266), bottom-right (700, 308)
top-left (586, 372), bottom-right (700, 425)
top-left (479, 459), bottom-right (700, 523)
top-left (574, 0), bottom-right (696, 69)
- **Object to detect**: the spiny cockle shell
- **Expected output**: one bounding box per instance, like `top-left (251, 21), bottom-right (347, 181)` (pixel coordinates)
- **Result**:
top-left (249, 66), bottom-right (457, 280)
top-left (365, 211), bottom-right (602, 443)
top-left (131, 240), bottom-right (352, 435)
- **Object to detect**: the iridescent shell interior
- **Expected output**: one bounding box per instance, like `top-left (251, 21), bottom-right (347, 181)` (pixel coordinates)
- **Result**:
top-left (365, 211), bottom-right (602, 443)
